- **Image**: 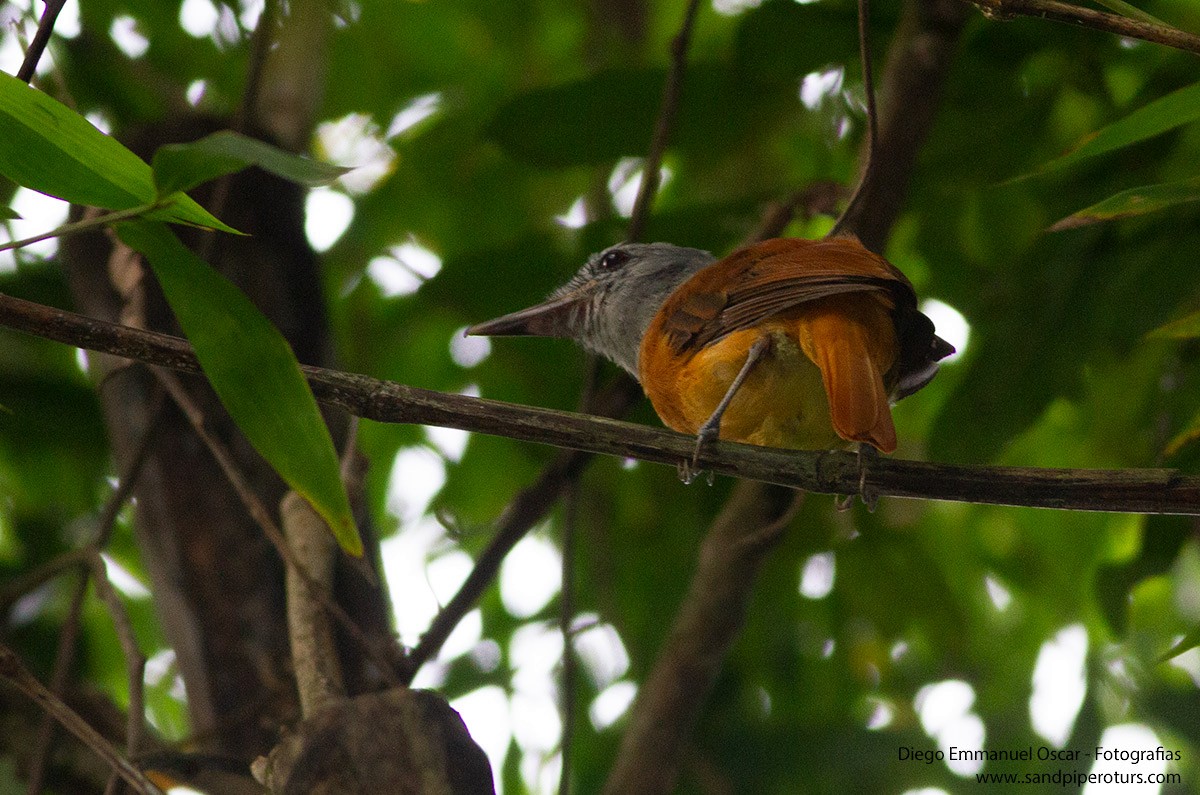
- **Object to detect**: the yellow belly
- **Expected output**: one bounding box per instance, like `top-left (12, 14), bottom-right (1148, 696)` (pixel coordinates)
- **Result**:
top-left (652, 327), bottom-right (843, 450)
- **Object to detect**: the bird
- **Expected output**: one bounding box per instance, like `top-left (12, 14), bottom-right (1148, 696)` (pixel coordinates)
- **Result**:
top-left (466, 235), bottom-right (953, 478)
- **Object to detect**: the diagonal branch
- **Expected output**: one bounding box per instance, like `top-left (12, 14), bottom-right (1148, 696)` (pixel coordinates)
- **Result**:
top-left (963, 0), bottom-right (1200, 57)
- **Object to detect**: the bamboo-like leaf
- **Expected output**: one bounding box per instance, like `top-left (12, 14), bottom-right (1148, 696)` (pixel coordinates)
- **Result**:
top-left (1049, 176), bottom-right (1200, 230)
top-left (1091, 0), bottom-right (1168, 27)
top-left (116, 220), bottom-right (362, 556)
top-left (1146, 309), bottom-right (1200, 340)
top-left (0, 71), bottom-right (237, 234)
top-left (152, 130), bottom-right (349, 196)
top-left (1030, 81), bottom-right (1200, 176)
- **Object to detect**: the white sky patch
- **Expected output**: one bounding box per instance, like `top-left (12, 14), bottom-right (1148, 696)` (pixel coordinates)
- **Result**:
top-left (891, 641), bottom-right (910, 661)
top-left (0, 23), bottom-right (26, 77)
top-left (427, 549), bottom-right (474, 605)
top-left (984, 574), bottom-right (1012, 612)
top-left (608, 158), bottom-right (672, 218)
top-left (316, 113), bottom-right (396, 194)
top-left (1030, 623), bottom-right (1088, 747)
top-left (438, 607), bottom-right (482, 662)
top-left (452, 686), bottom-right (511, 789)
top-left (56, 0), bottom-right (82, 38)
top-left (511, 688), bottom-right (561, 753)
top-left (590, 680), bottom-right (637, 730)
top-left (385, 446), bottom-right (446, 523)
top-left (916, 679), bottom-right (986, 776)
top-left (387, 92), bottom-right (443, 138)
top-left (800, 67), bottom-right (844, 110)
top-left (450, 329), bottom-right (491, 368)
top-left (500, 534), bottom-right (561, 619)
top-left (521, 751), bottom-right (562, 795)
top-left (1167, 646), bottom-right (1200, 688)
top-left (510, 623), bottom-right (563, 693)
top-left (1085, 724), bottom-right (1169, 794)
top-left (304, 187), bottom-right (354, 252)
top-left (427, 424), bottom-right (469, 462)
top-left (380, 518), bottom-right (445, 646)
top-left (185, 79), bottom-right (208, 107)
top-left (799, 551), bottom-right (836, 599)
top-left (85, 111), bottom-right (113, 135)
top-left (821, 638), bottom-right (835, 658)
top-left (99, 553), bottom-right (150, 599)
top-left (555, 196), bottom-right (588, 229)
top-left (239, 0), bottom-right (265, 31)
top-left (366, 239), bottom-right (444, 297)
top-left (921, 298), bottom-right (969, 362)
top-left (180, 0), bottom-right (219, 38)
top-left (0, 188), bottom-right (71, 272)
top-left (573, 620), bottom-right (630, 689)
top-left (75, 348), bottom-right (89, 374)
top-left (712, 0), bottom-right (764, 15)
top-left (110, 15), bottom-right (149, 58)
top-left (865, 697), bottom-right (894, 730)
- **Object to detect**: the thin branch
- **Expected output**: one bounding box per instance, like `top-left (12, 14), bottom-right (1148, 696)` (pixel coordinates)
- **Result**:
top-left (625, 0), bottom-right (703, 242)
top-left (964, 0), bottom-right (1200, 57)
top-left (16, 0), bottom-right (67, 83)
top-left (0, 292), bottom-right (1196, 515)
top-left (0, 204), bottom-right (157, 254)
top-left (603, 485), bottom-right (804, 794)
top-left (830, 0), bottom-right (879, 240)
top-left (152, 369), bottom-right (402, 686)
top-left (0, 644), bottom-right (164, 795)
top-left (558, 478), bottom-right (580, 795)
top-left (85, 551), bottom-right (148, 766)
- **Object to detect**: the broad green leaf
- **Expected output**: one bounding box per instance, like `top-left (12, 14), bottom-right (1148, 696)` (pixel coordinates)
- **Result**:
top-left (151, 130), bottom-right (349, 196)
top-left (0, 70), bottom-right (155, 209)
top-left (1050, 176), bottom-right (1200, 230)
top-left (0, 71), bottom-right (239, 234)
top-left (1031, 81), bottom-right (1200, 175)
top-left (115, 220), bottom-right (361, 556)
top-left (143, 192), bottom-right (241, 234)
top-left (1146, 309), bottom-right (1200, 340)
top-left (1159, 624), bottom-right (1200, 662)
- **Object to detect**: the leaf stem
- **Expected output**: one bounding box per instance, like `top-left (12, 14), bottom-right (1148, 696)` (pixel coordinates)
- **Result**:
top-left (0, 202), bottom-right (157, 253)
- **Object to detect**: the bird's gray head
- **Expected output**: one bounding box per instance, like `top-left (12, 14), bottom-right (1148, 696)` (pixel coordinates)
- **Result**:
top-left (466, 242), bottom-right (714, 376)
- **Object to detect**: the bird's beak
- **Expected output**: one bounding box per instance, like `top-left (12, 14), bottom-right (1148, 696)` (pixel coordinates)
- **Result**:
top-left (465, 282), bottom-right (595, 339)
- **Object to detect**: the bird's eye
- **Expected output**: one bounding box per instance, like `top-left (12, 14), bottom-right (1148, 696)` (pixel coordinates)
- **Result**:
top-left (598, 249), bottom-right (630, 271)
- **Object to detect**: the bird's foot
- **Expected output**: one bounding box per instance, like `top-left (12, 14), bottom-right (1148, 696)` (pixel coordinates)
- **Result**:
top-left (836, 444), bottom-right (879, 511)
top-left (677, 425), bottom-right (718, 485)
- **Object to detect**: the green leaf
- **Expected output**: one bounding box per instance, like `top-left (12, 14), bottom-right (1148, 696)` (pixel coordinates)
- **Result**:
top-left (151, 130), bottom-right (349, 196)
top-left (1146, 309), bottom-right (1200, 340)
top-left (143, 192), bottom-right (241, 234)
top-left (1163, 409), bottom-right (1200, 459)
top-left (115, 220), bottom-right (361, 556)
top-left (1159, 624), bottom-right (1200, 663)
top-left (1091, 0), bottom-right (1168, 26)
top-left (1049, 176), bottom-right (1200, 230)
top-left (1031, 81), bottom-right (1200, 176)
top-left (0, 207), bottom-right (19, 220)
top-left (0, 71), bottom-right (240, 234)
top-left (0, 69), bottom-right (155, 209)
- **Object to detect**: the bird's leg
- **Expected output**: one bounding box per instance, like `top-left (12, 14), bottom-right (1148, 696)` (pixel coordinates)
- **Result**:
top-left (680, 335), bottom-right (771, 484)
top-left (837, 443), bottom-right (879, 511)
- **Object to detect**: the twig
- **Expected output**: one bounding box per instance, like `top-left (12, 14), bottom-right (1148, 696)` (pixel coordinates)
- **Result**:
top-left (964, 0), bottom-right (1200, 57)
top-left (0, 644), bottom-right (164, 795)
top-left (85, 551), bottom-right (148, 783)
top-left (0, 204), bottom-right (159, 254)
top-left (625, 0), bottom-right (703, 242)
top-left (0, 293), bottom-right (1196, 515)
top-left (22, 402), bottom-right (160, 795)
top-left (281, 492), bottom-right (345, 716)
top-left (602, 485), bottom-right (804, 793)
top-left (829, 0), bottom-right (879, 240)
top-left (558, 479), bottom-right (580, 795)
top-left (151, 369), bottom-right (401, 685)
top-left (16, 0), bottom-right (67, 83)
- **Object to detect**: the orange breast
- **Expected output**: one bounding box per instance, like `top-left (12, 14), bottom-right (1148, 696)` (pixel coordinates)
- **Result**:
top-left (637, 238), bottom-right (903, 452)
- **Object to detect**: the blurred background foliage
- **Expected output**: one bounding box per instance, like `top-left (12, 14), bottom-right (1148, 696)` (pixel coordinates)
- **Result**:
top-left (2, 0), bottom-right (1200, 792)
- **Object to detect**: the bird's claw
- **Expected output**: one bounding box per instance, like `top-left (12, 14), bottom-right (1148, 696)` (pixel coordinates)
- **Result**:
top-left (678, 425), bottom-right (718, 485)
top-left (836, 444), bottom-right (879, 511)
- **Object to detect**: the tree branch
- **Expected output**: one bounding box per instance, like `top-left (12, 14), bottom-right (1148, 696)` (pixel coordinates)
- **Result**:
top-left (603, 485), bottom-right (804, 793)
top-left (625, 0), bottom-right (703, 243)
top-left (963, 0), bottom-right (1200, 57)
top-left (0, 291), bottom-right (1195, 515)
top-left (0, 644), bottom-right (164, 795)
top-left (16, 0), bottom-right (67, 83)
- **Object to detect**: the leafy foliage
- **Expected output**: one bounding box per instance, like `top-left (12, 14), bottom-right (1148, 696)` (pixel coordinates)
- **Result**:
top-left (2, 0), bottom-right (1200, 793)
